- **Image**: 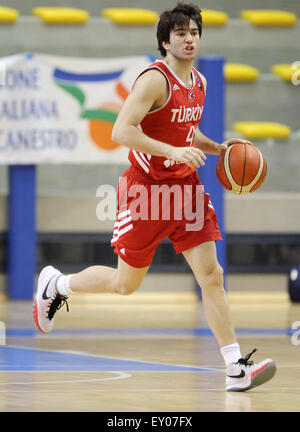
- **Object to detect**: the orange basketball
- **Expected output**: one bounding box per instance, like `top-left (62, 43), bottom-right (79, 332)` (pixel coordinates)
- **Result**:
top-left (216, 143), bottom-right (267, 194)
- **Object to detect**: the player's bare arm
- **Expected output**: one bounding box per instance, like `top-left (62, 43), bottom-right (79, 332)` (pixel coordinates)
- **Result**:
top-left (194, 127), bottom-right (221, 155)
top-left (195, 128), bottom-right (254, 155)
top-left (112, 70), bottom-right (206, 168)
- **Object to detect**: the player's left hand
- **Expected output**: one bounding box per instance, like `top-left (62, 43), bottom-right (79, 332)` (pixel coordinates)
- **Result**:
top-left (219, 138), bottom-right (254, 154)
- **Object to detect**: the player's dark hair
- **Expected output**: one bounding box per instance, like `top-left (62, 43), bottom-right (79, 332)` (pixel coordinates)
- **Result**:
top-left (156, 3), bottom-right (202, 57)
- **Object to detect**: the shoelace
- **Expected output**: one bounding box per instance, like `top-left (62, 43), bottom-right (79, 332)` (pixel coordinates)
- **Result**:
top-left (237, 348), bottom-right (257, 367)
top-left (48, 294), bottom-right (69, 320)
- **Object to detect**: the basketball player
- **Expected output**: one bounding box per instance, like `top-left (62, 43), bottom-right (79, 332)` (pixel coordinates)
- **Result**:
top-left (33, 3), bottom-right (276, 391)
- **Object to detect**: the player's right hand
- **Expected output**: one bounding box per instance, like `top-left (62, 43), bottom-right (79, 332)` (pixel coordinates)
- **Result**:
top-left (167, 146), bottom-right (207, 168)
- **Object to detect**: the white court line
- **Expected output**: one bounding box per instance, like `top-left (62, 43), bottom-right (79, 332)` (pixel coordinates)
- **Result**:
top-left (58, 349), bottom-right (224, 372)
top-left (2, 370), bottom-right (222, 373)
top-left (3, 345), bottom-right (224, 373)
top-left (3, 346), bottom-right (299, 381)
top-left (0, 386), bottom-right (300, 394)
top-left (3, 366), bottom-right (299, 373)
top-left (0, 372), bottom-right (131, 386)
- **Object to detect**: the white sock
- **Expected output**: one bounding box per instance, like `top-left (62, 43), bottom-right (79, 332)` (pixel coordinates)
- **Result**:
top-left (56, 274), bottom-right (74, 297)
top-left (220, 343), bottom-right (242, 367)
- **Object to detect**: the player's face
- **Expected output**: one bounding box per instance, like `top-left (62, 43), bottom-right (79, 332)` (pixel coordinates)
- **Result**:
top-left (163, 19), bottom-right (200, 60)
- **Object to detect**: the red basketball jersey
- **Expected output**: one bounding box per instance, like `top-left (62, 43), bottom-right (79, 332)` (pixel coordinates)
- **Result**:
top-left (128, 60), bottom-right (206, 181)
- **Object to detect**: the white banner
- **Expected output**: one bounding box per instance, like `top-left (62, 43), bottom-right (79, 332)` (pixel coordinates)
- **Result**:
top-left (0, 53), bottom-right (152, 164)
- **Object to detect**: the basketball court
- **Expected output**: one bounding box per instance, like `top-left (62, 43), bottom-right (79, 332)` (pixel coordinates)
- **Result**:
top-left (1, 288), bottom-right (300, 412)
top-left (0, 0), bottom-right (299, 417)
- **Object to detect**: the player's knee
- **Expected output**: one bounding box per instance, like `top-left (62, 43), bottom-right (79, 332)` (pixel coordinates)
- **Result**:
top-left (202, 264), bottom-right (224, 289)
top-left (114, 279), bottom-right (140, 296)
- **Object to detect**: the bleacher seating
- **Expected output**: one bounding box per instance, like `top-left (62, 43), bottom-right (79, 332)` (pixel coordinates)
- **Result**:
top-left (32, 7), bottom-right (89, 24)
top-left (1, 0), bottom-right (300, 17)
top-left (102, 8), bottom-right (158, 25)
top-left (271, 63), bottom-right (300, 82)
top-left (0, 6), bottom-right (18, 22)
top-left (224, 63), bottom-right (259, 82)
top-left (240, 9), bottom-right (297, 26)
top-left (233, 122), bottom-right (291, 140)
top-left (201, 9), bottom-right (228, 26)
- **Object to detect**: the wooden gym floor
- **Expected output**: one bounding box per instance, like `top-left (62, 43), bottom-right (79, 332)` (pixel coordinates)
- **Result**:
top-left (0, 288), bottom-right (300, 412)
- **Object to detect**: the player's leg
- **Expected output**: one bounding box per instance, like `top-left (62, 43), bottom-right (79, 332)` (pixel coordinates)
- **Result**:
top-left (182, 240), bottom-right (236, 348)
top-left (33, 257), bottom-right (149, 334)
top-left (183, 240), bottom-right (276, 391)
top-left (69, 256), bottom-right (149, 295)
top-left (34, 165), bottom-right (154, 333)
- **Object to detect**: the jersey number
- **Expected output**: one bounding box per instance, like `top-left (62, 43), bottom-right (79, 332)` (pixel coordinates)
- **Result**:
top-left (186, 126), bottom-right (196, 146)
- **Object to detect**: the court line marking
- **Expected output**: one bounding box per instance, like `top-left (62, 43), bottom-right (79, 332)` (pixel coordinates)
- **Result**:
top-left (0, 386), bottom-right (300, 394)
top-left (3, 346), bottom-right (299, 378)
top-left (2, 345), bottom-right (224, 373)
top-left (4, 345), bottom-right (300, 373)
top-left (1, 370), bottom-right (221, 373)
top-left (0, 372), bottom-right (132, 386)
top-left (6, 327), bottom-right (296, 338)
top-left (2, 366), bottom-right (299, 373)
top-left (61, 348), bottom-right (224, 372)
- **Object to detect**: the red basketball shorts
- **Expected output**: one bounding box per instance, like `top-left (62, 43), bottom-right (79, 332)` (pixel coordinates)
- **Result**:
top-left (111, 165), bottom-right (222, 268)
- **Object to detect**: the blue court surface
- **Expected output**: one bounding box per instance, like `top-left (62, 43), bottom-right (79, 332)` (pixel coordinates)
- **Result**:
top-left (1, 326), bottom-right (293, 373)
top-left (5, 327), bottom-right (292, 338)
top-left (0, 345), bottom-right (222, 372)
